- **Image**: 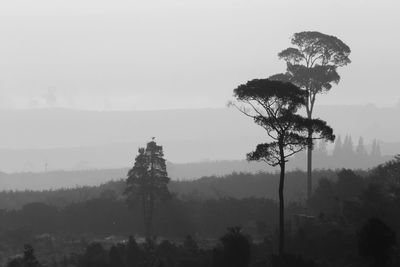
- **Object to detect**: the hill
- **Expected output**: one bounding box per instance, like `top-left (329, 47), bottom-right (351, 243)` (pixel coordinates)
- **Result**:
top-left (0, 105), bottom-right (398, 173)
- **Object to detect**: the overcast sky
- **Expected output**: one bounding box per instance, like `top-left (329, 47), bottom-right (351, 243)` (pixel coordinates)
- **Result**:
top-left (0, 0), bottom-right (399, 111)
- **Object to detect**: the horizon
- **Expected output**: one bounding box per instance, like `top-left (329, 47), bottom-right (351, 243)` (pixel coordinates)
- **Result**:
top-left (0, 101), bottom-right (399, 112)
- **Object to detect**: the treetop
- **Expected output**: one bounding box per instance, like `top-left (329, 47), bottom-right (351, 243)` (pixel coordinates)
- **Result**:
top-left (279, 31), bottom-right (351, 67)
top-left (233, 79), bottom-right (307, 113)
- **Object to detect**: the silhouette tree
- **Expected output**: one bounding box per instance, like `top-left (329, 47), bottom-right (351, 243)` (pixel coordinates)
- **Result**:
top-left (109, 245), bottom-right (124, 267)
top-left (371, 139), bottom-right (382, 159)
top-left (183, 235), bottom-right (199, 253)
top-left (22, 245), bottom-right (41, 267)
top-left (358, 217), bottom-right (397, 267)
top-left (356, 137), bottom-right (367, 167)
top-left (230, 79), bottom-right (334, 255)
top-left (125, 139), bottom-right (170, 240)
top-left (272, 31), bottom-right (351, 200)
top-left (7, 244), bottom-right (42, 267)
top-left (308, 178), bottom-right (336, 217)
top-left (370, 154), bottom-right (400, 195)
top-left (126, 236), bottom-right (143, 267)
top-left (80, 242), bottom-right (108, 267)
top-left (212, 227), bottom-right (251, 267)
top-left (332, 135), bottom-right (343, 160)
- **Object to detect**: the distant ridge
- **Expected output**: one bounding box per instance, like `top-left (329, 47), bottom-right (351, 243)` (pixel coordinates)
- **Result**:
top-left (0, 105), bottom-right (398, 173)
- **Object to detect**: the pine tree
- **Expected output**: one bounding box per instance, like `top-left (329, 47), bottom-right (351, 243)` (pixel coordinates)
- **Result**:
top-left (125, 139), bottom-right (170, 240)
top-left (231, 79), bottom-right (334, 255)
top-left (343, 135), bottom-right (354, 155)
top-left (332, 135), bottom-right (343, 158)
top-left (371, 139), bottom-right (382, 159)
top-left (23, 244), bottom-right (41, 267)
top-left (316, 139), bottom-right (328, 157)
top-left (356, 136), bottom-right (367, 156)
top-left (271, 31), bottom-right (351, 200)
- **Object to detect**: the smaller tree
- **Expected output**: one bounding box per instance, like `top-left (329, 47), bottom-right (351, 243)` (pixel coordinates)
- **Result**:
top-left (342, 135), bottom-right (354, 157)
top-left (356, 136), bottom-right (367, 156)
top-left (231, 79), bottom-right (334, 255)
top-left (125, 139), bottom-right (170, 240)
top-left (109, 245), bottom-right (124, 267)
top-left (183, 235), bottom-right (199, 253)
top-left (212, 227), bottom-right (251, 267)
top-left (7, 244), bottom-right (42, 267)
top-left (332, 135), bottom-right (343, 160)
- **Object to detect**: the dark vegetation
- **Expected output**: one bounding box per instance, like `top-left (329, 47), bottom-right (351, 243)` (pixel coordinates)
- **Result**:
top-left (0, 170), bottom-right (340, 210)
top-left (0, 156), bottom-right (399, 266)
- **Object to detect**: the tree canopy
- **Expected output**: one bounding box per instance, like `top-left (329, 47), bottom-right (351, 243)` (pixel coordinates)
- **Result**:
top-left (231, 78), bottom-right (334, 255)
top-left (273, 31), bottom-right (351, 116)
top-left (232, 79), bottom-right (334, 167)
top-left (125, 139), bottom-right (170, 239)
top-left (271, 31), bottom-right (351, 201)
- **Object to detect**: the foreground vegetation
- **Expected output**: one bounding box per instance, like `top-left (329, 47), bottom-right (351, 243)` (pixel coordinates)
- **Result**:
top-left (0, 155), bottom-right (399, 266)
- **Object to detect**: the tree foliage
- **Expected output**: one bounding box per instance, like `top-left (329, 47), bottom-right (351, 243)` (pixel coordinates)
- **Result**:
top-left (274, 31), bottom-right (351, 114)
top-left (272, 31), bottom-right (351, 200)
top-left (213, 227), bottom-right (251, 267)
top-left (125, 139), bottom-right (170, 239)
top-left (231, 78), bottom-right (334, 255)
top-left (232, 79), bottom-right (334, 167)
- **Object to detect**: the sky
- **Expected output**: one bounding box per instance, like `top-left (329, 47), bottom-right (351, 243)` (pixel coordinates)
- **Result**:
top-left (0, 0), bottom-right (399, 111)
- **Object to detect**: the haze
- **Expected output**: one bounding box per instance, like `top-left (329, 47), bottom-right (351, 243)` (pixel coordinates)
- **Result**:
top-left (0, 0), bottom-right (399, 110)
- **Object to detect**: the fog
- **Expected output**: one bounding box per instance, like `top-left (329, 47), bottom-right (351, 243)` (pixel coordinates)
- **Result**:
top-left (1, 1), bottom-right (400, 266)
top-left (0, 0), bottom-right (399, 110)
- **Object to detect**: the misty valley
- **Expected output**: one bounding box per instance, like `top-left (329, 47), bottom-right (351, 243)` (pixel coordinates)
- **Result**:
top-left (1, 1), bottom-right (400, 266)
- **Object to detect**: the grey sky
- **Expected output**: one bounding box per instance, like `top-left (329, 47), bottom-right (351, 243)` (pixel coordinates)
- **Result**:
top-left (0, 0), bottom-right (399, 110)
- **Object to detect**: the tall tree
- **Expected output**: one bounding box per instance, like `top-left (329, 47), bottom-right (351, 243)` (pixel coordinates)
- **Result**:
top-left (125, 139), bottom-right (170, 240)
top-left (230, 79), bottom-right (334, 255)
top-left (272, 31), bottom-right (351, 200)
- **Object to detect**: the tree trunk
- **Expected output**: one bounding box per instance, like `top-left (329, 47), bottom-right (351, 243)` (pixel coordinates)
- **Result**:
top-left (279, 161), bottom-right (285, 256)
top-left (307, 110), bottom-right (313, 202)
top-left (142, 196), bottom-right (149, 240)
top-left (307, 130), bottom-right (313, 201)
top-left (143, 196), bottom-right (151, 241)
top-left (147, 194), bottom-right (154, 241)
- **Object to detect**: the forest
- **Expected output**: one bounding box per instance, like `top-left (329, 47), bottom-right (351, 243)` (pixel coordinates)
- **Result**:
top-left (1, 156), bottom-right (400, 266)
top-left (0, 14), bottom-right (399, 267)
